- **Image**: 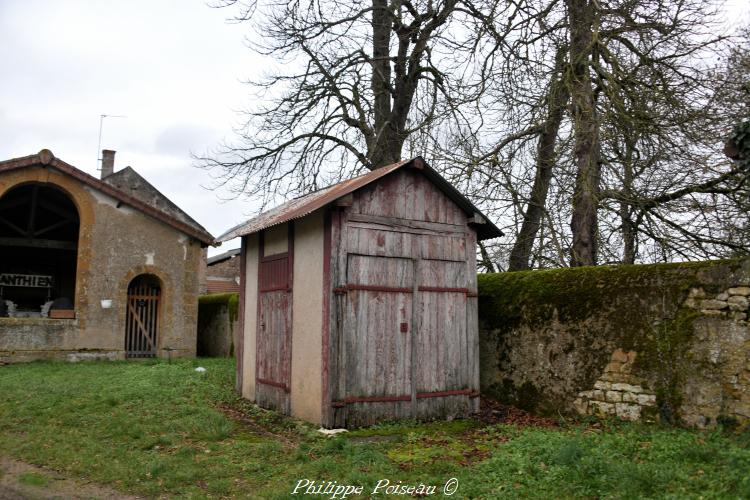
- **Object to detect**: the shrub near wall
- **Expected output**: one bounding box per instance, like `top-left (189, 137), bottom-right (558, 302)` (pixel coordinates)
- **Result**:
top-left (478, 258), bottom-right (750, 428)
top-left (197, 293), bottom-right (239, 358)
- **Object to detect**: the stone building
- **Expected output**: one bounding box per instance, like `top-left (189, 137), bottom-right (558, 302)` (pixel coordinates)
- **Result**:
top-left (204, 248), bottom-right (241, 294)
top-left (0, 149), bottom-right (214, 362)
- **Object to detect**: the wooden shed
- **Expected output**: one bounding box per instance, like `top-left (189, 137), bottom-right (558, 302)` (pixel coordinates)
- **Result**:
top-left (218, 157), bottom-right (502, 428)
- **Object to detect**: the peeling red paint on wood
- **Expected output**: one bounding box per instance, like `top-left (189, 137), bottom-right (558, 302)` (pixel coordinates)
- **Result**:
top-left (332, 388), bottom-right (477, 407)
top-left (255, 225), bottom-right (294, 414)
top-left (257, 377), bottom-right (290, 393)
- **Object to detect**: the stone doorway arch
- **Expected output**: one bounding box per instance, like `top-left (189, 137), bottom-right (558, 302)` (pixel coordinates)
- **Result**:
top-left (124, 274), bottom-right (161, 358)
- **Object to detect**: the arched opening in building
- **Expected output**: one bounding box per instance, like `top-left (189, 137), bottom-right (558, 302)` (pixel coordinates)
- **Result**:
top-left (0, 183), bottom-right (79, 318)
top-left (125, 274), bottom-right (162, 358)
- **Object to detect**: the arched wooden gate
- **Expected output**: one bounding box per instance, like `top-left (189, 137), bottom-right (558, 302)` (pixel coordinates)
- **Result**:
top-left (125, 274), bottom-right (161, 358)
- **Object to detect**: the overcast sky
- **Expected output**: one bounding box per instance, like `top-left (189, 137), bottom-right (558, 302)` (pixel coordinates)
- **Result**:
top-left (1, 1), bottom-right (747, 256)
top-left (0, 0), bottom-right (261, 254)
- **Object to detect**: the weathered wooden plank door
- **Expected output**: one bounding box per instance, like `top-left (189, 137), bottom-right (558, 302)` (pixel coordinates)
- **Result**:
top-left (125, 275), bottom-right (160, 358)
top-left (256, 246), bottom-right (292, 414)
top-left (333, 254), bottom-right (414, 427)
top-left (414, 259), bottom-right (473, 419)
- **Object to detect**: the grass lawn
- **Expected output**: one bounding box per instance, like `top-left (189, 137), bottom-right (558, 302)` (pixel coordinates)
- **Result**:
top-left (1, 358), bottom-right (749, 499)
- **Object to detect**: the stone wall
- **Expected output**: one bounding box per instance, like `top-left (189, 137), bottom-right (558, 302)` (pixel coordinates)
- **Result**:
top-left (197, 293), bottom-right (238, 358)
top-left (478, 259), bottom-right (750, 428)
top-left (207, 253), bottom-right (241, 280)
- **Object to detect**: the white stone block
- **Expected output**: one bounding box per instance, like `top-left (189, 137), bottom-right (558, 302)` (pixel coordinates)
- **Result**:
top-left (701, 299), bottom-right (728, 310)
top-left (572, 398), bottom-right (589, 415)
top-left (606, 390), bottom-right (622, 402)
top-left (612, 383), bottom-right (642, 393)
top-left (594, 380), bottom-right (611, 390)
top-left (622, 392), bottom-right (638, 403)
top-left (615, 403), bottom-right (641, 421)
top-left (727, 296), bottom-right (749, 310)
top-left (637, 394), bottom-right (656, 406)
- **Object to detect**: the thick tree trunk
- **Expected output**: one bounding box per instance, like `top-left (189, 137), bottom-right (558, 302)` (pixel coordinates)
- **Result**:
top-left (508, 46), bottom-right (570, 271)
top-left (567, 0), bottom-right (601, 267)
top-left (370, 0), bottom-right (401, 168)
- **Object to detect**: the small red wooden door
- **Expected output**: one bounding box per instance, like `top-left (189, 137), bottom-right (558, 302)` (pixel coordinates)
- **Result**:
top-left (255, 234), bottom-right (292, 414)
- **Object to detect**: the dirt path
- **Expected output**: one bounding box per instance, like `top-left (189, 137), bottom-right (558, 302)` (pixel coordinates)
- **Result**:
top-left (0, 457), bottom-right (142, 500)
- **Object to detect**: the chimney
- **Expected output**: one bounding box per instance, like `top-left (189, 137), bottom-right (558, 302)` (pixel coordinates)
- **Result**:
top-left (101, 149), bottom-right (116, 179)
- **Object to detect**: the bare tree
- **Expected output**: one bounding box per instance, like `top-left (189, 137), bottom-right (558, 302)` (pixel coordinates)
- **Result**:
top-left (200, 0), bottom-right (514, 205)
top-left (203, 0), bottom-right (749, 272)
top-left (475, 0), bottom-right (744, 268)
top-left (507, 43), bottom-right (570, 271)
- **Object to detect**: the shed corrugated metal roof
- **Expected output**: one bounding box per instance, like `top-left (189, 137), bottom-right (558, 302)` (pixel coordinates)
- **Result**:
top-left (218, 157), bottom-right (502, 241)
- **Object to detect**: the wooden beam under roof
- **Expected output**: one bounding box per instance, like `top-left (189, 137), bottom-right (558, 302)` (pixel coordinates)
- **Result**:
top-left (0, 237), bottom-right (77, 250)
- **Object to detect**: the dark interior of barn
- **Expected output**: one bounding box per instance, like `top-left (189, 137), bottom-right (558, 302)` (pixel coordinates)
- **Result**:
top-left (0, 184), bottom-right (79, 317)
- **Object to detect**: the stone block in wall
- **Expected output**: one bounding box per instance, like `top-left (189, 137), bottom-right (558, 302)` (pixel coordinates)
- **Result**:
top-left (590, 401), bottom-right (615, 416)
top-left (612, 382), bottom-right (643, 393)
top-left (728, 287), bottom-right (750, 296)
top-left (605, 390), bottom-right (622, 402)
top-left (611, 349), bottom-right (629, 363)
top-left (637, 394), bottom-right (656, 406)
top-left (615, 403), bottom-right (641, 420)
top-left (622, 392), bottom-right (638, 403)
top-left (701, 299), bottom-right (728, 310)
top-left (573, 398), bottom-right (589, 415)
top-left (727, 296), bottom-right (749, 310)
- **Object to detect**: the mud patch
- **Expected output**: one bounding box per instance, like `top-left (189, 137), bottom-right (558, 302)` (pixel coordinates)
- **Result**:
top-left (0, 457), bottom-right (141, 500)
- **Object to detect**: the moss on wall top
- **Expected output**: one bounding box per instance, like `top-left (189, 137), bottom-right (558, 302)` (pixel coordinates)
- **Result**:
top-left (199, 293), bottom-right (240, 322)
top-left (478, 258), bottom-right (748, 334)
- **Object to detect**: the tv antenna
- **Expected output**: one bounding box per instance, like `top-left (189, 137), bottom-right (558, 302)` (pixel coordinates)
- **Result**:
top-left (96, 114), bottom-right (126, 170)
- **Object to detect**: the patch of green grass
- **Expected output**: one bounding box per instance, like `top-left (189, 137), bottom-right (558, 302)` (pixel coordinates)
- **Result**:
top-left (18, 472), bottom-right (50, 487)
top-left (1, 359), bottom-right (750, 498)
